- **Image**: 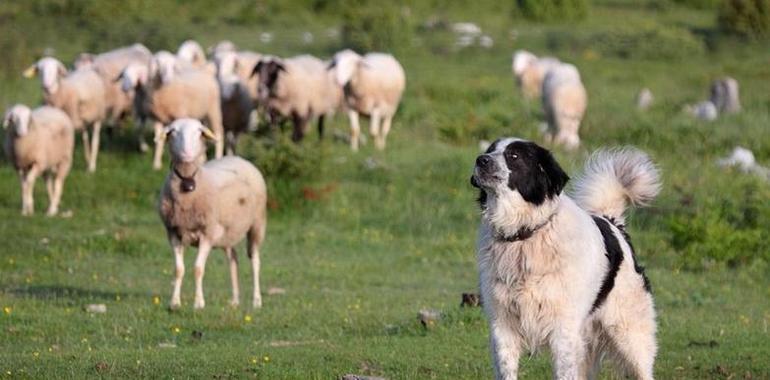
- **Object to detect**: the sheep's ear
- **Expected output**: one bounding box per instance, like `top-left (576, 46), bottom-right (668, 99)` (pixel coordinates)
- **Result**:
top-left (276, 62), bottom-right (287, 73)
top-left (200, 126), bottom-right (218, 141)
top-left (251, 61), bottom-right (262, 78)
top-left (22, 64), bottom-right (37, 78)
top-left (57, 61), bottom-right (68, 77)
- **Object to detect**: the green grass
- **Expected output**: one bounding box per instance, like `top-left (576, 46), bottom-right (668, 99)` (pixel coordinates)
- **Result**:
top-left (2, 2), bottom-right (770, 379)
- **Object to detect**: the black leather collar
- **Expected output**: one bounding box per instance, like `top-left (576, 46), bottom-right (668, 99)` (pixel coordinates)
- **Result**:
top-left (494, 213), bottom-right (555, 243)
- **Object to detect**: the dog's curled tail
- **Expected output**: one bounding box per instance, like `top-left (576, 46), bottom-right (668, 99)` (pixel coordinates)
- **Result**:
top-left (573, 147), bottom-right (661, 221)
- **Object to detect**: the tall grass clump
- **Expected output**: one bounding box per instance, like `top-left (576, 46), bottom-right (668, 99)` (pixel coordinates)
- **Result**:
top-left (718, 0), bottom-right (770, 38)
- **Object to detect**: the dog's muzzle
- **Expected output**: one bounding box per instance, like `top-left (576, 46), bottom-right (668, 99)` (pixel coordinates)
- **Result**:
top-left (471, 154), bottom-right (498, 188)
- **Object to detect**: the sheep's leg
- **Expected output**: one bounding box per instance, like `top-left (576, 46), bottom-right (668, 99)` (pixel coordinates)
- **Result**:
top-left (348, 110), bottom-right (361, 151)
top-left (169, 240), bottom-right (185, 310)
top-left (225, 131), bottom-right (236, 156)
top-left (208, 107), bottom-right (225, 159)
top-left (87, 122), bottom-right (101, 173)
top-left (247, 226), bottom-right (264, 309)
top-left (193, 240), bottom-right (212, 309)
top-left (291, 113), bottom-right (307, 142)
top-left (317, 115), bottom-right (325, 140)
top-left (226, 247), bottom-right (240, 307)
top-left (81, 129), bottom-right (91, 166)
top-left (379, 115), bottom-right (393, 151)
top-left (45, 172), bottom-right (54, 203)
top-left (370, 109), bottom-right (382, 150)
top-left (152, 121), bottom-right (165, 170)
top-left (47, 169), bottom-right (66, 217)
top-left (136, 116), bottom-right (149, 153)
top-left (19, 167), bottom-right (39, 216)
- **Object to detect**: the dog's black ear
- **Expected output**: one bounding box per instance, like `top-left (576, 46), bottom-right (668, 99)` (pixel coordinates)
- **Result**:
top-left (251, 61), bottom-right (263, 78)
top-left (536, 146), bottom-right (569, 198)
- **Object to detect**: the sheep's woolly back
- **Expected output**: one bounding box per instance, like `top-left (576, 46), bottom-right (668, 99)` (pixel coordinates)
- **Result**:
top-left (572, 148), bottom-right (661, 221)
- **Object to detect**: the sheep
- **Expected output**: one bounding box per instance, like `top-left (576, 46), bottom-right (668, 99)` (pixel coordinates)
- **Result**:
top-left (74, 44), bottom-right (152, 151)
top-left (541, 63), bottom-right (588, 150)
top-left (3, 104), bottom-right (74, 216)
top-left (512, 50), bottom-right (562, 99)
top-left (214, 51), bottom-right (262, 153)
top-left (252, 55), bottom-right (342, 141)
top-left (208, 40), bottom-right (237, 57)
top-left (24, 57), bottom-right (107, 172)
top-left (328, 50), bottom-right (406, 151)
top-left (120, 54), bottom-right (224, 169)
top-left (177, 40), bottom-right (207, 68)
top-left (158, 118), bottom-right (267, 310)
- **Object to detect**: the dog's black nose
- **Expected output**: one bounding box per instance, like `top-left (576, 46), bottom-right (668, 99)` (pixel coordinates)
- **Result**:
top-left (476, 155), bottom-right (492, 167)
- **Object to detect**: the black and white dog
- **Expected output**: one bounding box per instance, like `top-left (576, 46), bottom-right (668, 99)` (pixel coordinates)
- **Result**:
top-left (471, 138), bottom-right (660, 380)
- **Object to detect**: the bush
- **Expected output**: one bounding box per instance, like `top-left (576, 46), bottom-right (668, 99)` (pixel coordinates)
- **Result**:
top-left (339, 0), bottom-right (414, 51)
top-left (718, 0), bottom-right (770, 38)
top-left (670, 0), bottom-right (721, 8)
top-left (514, 0), bottom-right (589, 21)
top-left (546, 22), bottom-right (705, 60)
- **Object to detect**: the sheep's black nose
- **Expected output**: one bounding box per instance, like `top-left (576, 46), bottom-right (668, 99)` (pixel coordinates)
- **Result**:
top-left (476, 155), bottom-right (492, 167)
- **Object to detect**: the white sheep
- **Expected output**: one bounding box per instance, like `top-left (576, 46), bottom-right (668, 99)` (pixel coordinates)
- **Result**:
top-left (208, 40), bottom-right (237, 57)
top-left (3, 105), bottom-right (74, 216)
top-left (512, 50), bottom-right (561, 99)
top-left (329, 50), bottom-right (406, 151)
top-left (74, 44), bottom-right (152, 150)
top-left (158, 118), bottom-right (267, 309)
top-left (542, 63), bottom-right (587, 150)
top-left (24, 57), bottom-right (107, 172)
top-left (710, 77), bottom-right (741, 114)
top-left (177, 40), bottom-right (207, 68)
top-left (120, 54), bottom-right (224, 169)
top-left (252, 55), bottom-right (342, 141)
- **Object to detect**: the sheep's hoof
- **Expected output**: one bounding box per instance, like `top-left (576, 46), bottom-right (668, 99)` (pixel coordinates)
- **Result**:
top-left (193, 299), bottom-right (205, 310)
top-left (168, 303), bottom-right (181, 312)
top-left (252, 298), bottom-right (262, 309)
top-left (21, 210), bottom-right (32, 217)
top-left (46, 209), bottom-right (57, 217)
top-left (139, 142), bottom-right (149, 153)
top-left (229, 300), bottom-right (240, 308)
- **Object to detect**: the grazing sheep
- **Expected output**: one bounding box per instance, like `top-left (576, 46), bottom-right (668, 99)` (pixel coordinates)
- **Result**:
top-left (710, 77), bottom-right (741, 114)
top-left (512, 50), bottom-right (561, 99)
top-left (214, 51), bottom-right (262, 153)
top-left (329, 50), bottom-right (406, 151)
top-left (3, 105), bottom-right (74, 216)
top-left (120, 56), bottom-right (225, 169)
top-left (158, 118), bottom-right (267, 309)
top-left (74, 44), bottom-right (152, 150)
top-left (542, 63), bottom-right (587, 150)
top-left (252, 55), bottom-right (342, 141)
top-left (24, 57), bottom-right (107, 172)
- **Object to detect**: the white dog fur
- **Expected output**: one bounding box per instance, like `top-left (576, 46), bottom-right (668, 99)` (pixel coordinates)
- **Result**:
top-left (472, 138), bottom-right (660, 380)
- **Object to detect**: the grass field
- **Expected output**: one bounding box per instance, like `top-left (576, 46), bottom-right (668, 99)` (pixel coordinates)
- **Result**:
top-left (1, 1), bottom-right (770, 379)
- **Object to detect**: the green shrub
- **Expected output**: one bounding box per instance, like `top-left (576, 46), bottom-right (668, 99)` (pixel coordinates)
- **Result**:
top-left (718, 0), bottom-right (770, 38)
top-left (339, 0), bottom-right (413, 51)
top-left (514, 0), bottom-right (589, 21)
top-left (670, 0), bottom-right (721, 8)
top-left (546, 22), bottom-right (705, 60)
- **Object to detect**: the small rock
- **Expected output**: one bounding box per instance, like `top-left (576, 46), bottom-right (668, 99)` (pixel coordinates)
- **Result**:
top-left (451, 22), bottom-right (482, 36)
top-left (418, 309), bottom-right (441, 328)
top-left (710, 77), bottom-right (741, 114)
top-left (718, 147), bottom-right (756, 172)
top-left (687, 101), bottom-right (718, 121)
top-left (94, 362), bottom-right (109, 372)
top-left (479, 35), bottom-right (494, 48)
top-left (84, 304), bottom-right (106, 314)
top-left (158, 342), bottom-right (177, 349)
top-left (267, 287), bottom-right (286, 296)
top-left (636, 88), bottom-right (653, 110)
top-left (60, 210), bottom-right (73, 218)
top-left (461, 293), bottom-right (481, 307)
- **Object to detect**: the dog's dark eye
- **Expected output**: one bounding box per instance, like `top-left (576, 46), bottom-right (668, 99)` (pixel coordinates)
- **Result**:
top-left (507, 152), bottom-right (518, 160)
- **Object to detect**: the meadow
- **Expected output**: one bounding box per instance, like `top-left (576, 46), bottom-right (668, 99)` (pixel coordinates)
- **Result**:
top-left (0, 1), bottom-right (769, 378)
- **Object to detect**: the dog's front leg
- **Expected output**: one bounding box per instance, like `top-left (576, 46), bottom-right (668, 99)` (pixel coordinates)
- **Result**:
top-left (490, 320), bottom-right (522, 380)
top-left (550, 324), bottom-right (586, 380)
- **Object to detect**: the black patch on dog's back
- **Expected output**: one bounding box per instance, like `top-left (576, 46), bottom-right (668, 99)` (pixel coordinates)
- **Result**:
top-left (504, 141), bottom-right (569, 205)
top-left (607, 217), bottom-right (652, 293)
top-left (591, 216), bottom-right (624, 313)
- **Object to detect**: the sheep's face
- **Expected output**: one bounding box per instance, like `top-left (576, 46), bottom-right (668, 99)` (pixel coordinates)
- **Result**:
top-left (215, 51), bottom-right (238, 79)
top-left (151, 51), bottom-right (180, 84)
top-left (218, 76), bottom-right (241, 100)
top-left (119, 64), bottom-right (148, 93)
top-left (3, 105), bottom-right (32, 137)
top-left (252, 59), bottom-right (286, 102)
top-left (26, 58), bottom-right (67, 94)
top-left (329, 50), bottom-right (361, 87)
top-left (512, 50), bottom-right (537, 78)
top-left (165, 119), bottom-right (217, 163)
top-left (177, 40), bottom-right (205, 65)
